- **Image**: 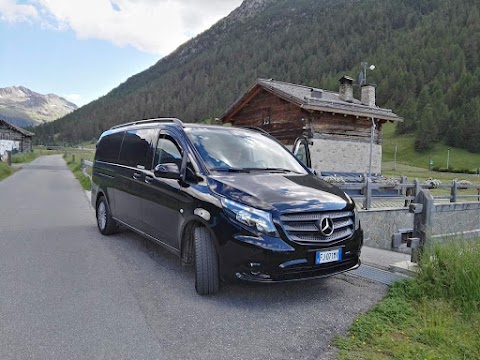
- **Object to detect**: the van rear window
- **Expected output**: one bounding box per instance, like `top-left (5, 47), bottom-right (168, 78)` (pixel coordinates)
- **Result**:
top-left (118, 129), bottom-right (156, 169)
top-left (95, 131), bottom-right (124, 163)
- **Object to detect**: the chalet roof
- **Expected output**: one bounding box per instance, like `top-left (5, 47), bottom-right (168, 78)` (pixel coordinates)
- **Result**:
top-left (221, 78), bottom-right (402, 123)
top-left (0, 119), bottom-right (35, 137)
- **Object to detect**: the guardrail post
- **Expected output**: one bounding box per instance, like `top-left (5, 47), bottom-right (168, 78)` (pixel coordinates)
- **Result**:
top-left (363, 177), bottom-right (372, 210)
top-left (414, 178), bottom-right (421, 196)
top-left (400, 176), bottom-right (407, 195)
top-left (411, 189), bottom-right (435, 255)
top-left (450, 180), bottom-right (457, 203)
top-left (6, 150), bottom-right (12, 166)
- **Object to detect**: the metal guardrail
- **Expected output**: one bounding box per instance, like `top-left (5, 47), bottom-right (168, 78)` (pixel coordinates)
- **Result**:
top-left (80, 159), bottom-right (93, 181)
top-left (77, 159), bottom-right (480, 210)
top-left (329, 177), bottom-right (480, 210)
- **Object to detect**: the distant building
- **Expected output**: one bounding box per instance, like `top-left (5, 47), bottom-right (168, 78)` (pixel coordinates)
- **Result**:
top-left (220, 77), bottom-right (402, 174)
top-left (0, 119), bottom-right (34, 157)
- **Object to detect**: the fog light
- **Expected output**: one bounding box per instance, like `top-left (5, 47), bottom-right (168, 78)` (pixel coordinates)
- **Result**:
top-left (249, 262), bottom-right (261, 276)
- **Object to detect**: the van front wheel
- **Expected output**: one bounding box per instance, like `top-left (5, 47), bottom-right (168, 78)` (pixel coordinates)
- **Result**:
top-left (194, 227), bottom-right (220, 295)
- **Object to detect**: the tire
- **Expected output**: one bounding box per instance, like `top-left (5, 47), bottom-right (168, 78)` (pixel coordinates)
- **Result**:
top-left (194, 227), bottom-right (220, 295)
top-left (96, 196), bottom-right (118, 235)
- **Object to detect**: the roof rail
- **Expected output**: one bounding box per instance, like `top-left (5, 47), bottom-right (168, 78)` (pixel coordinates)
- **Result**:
top-left (110, 118), bottom-right (183, 130)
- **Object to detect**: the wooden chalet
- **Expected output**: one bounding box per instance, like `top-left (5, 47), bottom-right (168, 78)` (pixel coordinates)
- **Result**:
top-left (0, 119), bottom-right (34, 155)
top-left (220, 77), bottom-right (402, 174)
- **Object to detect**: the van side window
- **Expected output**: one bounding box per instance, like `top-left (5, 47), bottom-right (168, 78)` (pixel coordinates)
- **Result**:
top-left (154, 135), bottom-right (182, 169)
top-left (95, 130), bottom-right (124, 163)
top-left (118, 129), bottom-right (156, 169)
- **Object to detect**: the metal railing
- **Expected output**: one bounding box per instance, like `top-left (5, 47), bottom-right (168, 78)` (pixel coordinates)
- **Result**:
top-left (80, 159), bottom-right (93, 181)
top-left (76, 159), bottom-right (480, 210)
top-left (329, 177), bottom-right (480, 210)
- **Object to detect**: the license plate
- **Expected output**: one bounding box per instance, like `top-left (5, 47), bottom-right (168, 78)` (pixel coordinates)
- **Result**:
top-left (316, 248), bottom-right (342, 265)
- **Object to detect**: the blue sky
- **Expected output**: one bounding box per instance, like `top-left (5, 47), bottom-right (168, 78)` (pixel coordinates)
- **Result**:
top-left (0, 0), bottom-right (243, 106)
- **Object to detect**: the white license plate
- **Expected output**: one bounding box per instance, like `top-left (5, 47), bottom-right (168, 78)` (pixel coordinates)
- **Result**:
top-left (316, 248), bottom-right (342, 264)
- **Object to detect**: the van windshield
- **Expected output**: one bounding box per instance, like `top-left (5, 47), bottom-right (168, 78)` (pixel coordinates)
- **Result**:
top-left (185, 127), bottom-right (307, 174)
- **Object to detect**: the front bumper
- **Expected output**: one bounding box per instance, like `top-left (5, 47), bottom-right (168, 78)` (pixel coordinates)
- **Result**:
top-left (218, 228), bottom-right (363, 283)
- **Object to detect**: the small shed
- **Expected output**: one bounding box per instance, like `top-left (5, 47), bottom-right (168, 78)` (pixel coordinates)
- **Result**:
top-left (220, 77), bottom-right (402, 174)
top-left (0, 119), bottom-right (34, 157)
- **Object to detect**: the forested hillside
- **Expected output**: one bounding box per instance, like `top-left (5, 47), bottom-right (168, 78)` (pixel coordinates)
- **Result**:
top-left (33, 0), bottom-right (480, 153)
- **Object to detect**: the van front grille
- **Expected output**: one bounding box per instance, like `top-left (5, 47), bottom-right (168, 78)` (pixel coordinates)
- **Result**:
top-left (280, 211), bottom-right (354, 246)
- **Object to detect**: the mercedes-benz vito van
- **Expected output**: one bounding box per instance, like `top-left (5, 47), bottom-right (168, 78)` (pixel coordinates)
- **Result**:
top-left (92, 118), bottom-right (363, 295)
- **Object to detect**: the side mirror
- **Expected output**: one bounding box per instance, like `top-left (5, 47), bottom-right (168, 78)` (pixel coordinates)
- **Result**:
top-left (153, 163), bottom-right (181, 180)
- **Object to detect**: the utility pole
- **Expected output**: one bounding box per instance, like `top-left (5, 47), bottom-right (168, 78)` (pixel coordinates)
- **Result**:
top-left (394, 144), bottom-right (398, 171)
top-left (446, 148), bottom-right (450, 170)
top-left (368, 117), bottom-right (376, 178)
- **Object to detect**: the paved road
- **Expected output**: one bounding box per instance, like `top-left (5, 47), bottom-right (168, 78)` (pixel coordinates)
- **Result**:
top-left (0, 155), bottom-right (388, 360)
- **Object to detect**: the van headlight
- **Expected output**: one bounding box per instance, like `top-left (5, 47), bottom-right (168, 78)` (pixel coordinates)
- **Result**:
top-left (221, 198), bottom-right (278, 237)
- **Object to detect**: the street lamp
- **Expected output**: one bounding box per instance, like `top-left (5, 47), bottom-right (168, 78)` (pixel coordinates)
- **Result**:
top-left (360, 62), bottom-right (376, 85)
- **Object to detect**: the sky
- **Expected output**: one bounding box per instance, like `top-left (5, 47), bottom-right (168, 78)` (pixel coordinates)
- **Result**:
top-left (0, 0), bottom-right (243, 106)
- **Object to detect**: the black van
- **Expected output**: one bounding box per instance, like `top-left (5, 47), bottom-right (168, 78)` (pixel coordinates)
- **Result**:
top-left (92, 118), bottom-right (363, 295)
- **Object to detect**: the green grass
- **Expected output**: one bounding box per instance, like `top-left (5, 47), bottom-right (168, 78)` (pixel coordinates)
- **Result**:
top-left (334, 239), bottom-right (480, 359)
top-left (63, 150), bottom-right (93, 191)
top-left (382, 123), bottom-right (480, 173)
top-left (11, 148), bottom-right (64, 164)
top-left (0, 161), bottom-right (14, 181)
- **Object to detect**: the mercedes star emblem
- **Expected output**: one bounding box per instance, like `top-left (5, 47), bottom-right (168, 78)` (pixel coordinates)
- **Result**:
top-left (318, 216), bottom-right (335, 237)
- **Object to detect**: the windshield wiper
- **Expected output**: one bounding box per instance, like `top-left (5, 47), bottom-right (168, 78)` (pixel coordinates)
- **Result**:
top-left (245, 168), bottom-right (300, 173)
top-left (211, 167), bottom-right (251, 173)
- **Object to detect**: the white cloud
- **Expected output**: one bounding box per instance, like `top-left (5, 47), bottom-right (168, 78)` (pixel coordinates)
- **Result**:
top-left (0, 0), bottom-right (38, 22)
top-left (0, 0), bottom-right (243, 54)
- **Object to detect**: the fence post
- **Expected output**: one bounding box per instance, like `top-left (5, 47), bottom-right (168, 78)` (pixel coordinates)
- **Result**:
top-left (412, 189), bottom-right (435, 256)
top-left (414, 178), bottom-right (421, 196)
top-left (400, 176), bottom-right (407, 195)
top-left (450, 180), bottom-right (457, 203)
top-left (363, 177), bottom-right (372, 210)
top-left (72, 154), bottom-right (76, 163)
top-left (6, 150), bottom-right (12, 166)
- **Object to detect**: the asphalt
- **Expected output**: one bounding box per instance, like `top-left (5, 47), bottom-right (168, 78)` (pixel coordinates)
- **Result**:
top-left (0, 155), bottom-right (390, 360)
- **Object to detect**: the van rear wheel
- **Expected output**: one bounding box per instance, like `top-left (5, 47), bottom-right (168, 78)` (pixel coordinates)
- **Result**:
top-left (96, 196), bottom-right (118, 235)
top-left (194, 227), bottom-right (220, 295)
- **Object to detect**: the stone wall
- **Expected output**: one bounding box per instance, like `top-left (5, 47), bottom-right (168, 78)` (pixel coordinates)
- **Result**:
top-left (358, 208), bottom-right (413, 250)
top-left (432, 202), bottom-right (480, 240)
top-left (309, 138), bottom-right (382, 174)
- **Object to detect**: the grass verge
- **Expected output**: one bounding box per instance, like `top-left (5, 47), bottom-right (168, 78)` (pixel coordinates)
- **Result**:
top-left (0, 161), bottom-right (14, 181)
top-left (334, 239), bottom-right (480, 359)
top-left (64, 151), bottom-right (92, 191)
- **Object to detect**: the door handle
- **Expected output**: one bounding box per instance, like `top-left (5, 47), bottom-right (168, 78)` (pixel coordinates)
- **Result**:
top-left (133, 172), bottom-right (142, 180)
top-left (145, 176), bottom-right (154, 184)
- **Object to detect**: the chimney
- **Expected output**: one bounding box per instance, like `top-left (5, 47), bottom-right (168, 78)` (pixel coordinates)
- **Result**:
top-left (361, 84), bottom-right (376, 107)
top-left (339, 76), bottom-right (354, 102)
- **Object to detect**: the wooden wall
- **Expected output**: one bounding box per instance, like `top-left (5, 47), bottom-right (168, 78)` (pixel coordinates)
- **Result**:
top-left (228, 89), bottom-right (382, 145)
top-left (0, 124), bottom-right (33, 152)
top-left (229, 89), bottom-right (306, 145)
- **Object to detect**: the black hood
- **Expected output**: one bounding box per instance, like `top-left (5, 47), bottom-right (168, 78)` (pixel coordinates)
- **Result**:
top-left (208, 173), bottom-right (352, 214)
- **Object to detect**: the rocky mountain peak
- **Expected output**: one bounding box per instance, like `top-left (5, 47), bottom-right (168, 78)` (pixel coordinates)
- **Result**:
top-left (0, 86), bottom-right (78, 127)
top-left (230, 0), bottom-right (276, 21)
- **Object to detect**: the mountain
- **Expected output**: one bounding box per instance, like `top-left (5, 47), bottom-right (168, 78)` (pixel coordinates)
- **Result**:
top-left (0, 86), bottom-right (77, 128)
top-left (33, 0), bottom-right (480, 153)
